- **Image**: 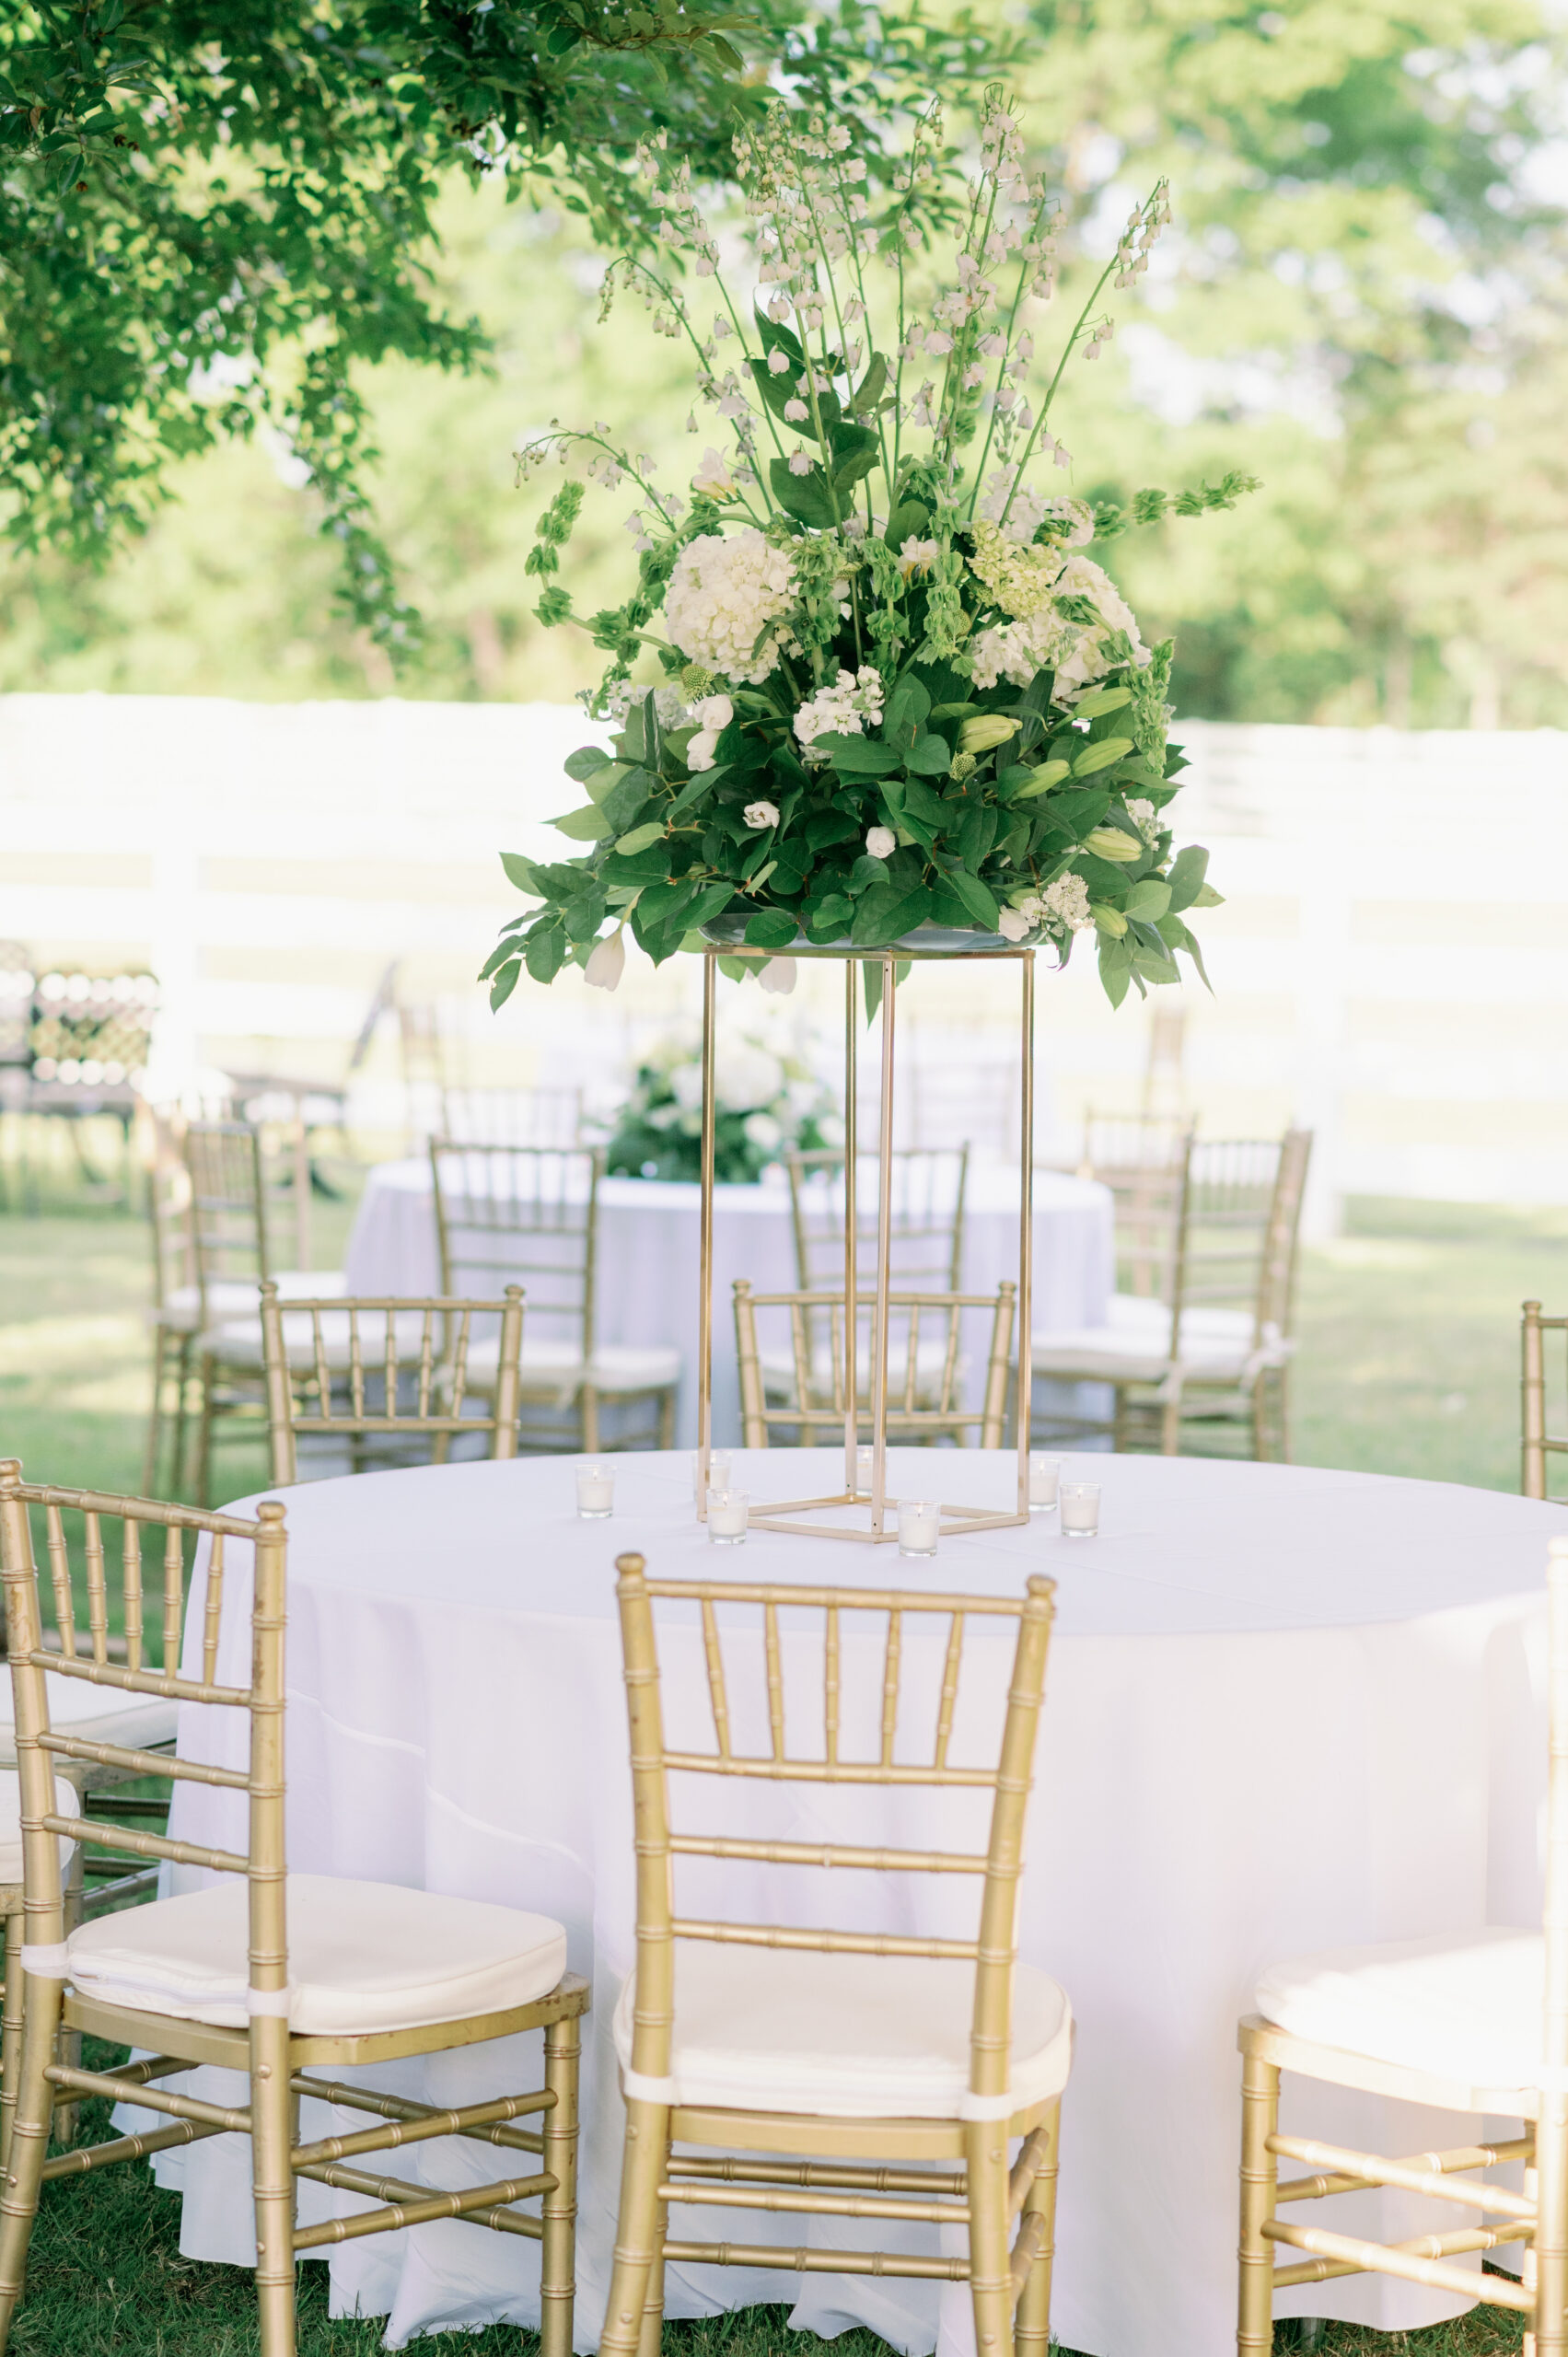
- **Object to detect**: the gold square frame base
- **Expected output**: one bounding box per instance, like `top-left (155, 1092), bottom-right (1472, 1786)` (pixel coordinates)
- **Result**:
top-left (746, 1491), bottom-right (1031, 1545)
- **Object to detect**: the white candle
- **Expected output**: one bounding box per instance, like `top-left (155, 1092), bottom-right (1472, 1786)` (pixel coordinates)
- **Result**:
top-left (693, 1449), bottom-right (731, 1503)
top-left (856, 1445), bottom-right (875, 1495)
top-left (898, 1499), bottom-right (939, 1559)
top-left (575, 1463), bottom-right (614, 1520)
top-left (1059, 1480), bottom-right (1100, 1538)
top-left (1028, 1455), bottom-right (1063, 1511)
top-left (707, 1488), bottom-right (749, 1546)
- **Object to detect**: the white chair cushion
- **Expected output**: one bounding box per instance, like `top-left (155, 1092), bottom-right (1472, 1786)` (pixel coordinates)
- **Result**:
top-left (1256, 1927), bottom-right (1545, 2092)
top-left (65, 1873), bottom-right (568, 2036)
top-left (0, 1674), bottom-right (178, 1768)
top-left (1032, 1299), bottom-right (1288, 1386)
top-left (157, 1271), bottom-right (345, 1334)
top-left (0, 1772), bottom-right (80, 1885)
top-left (465, 1334), bottom-right (680, 1401)
top-left (612, 1942), bottom-right (1073, 2119)
top-left (760, 1339), bottom-right (961, 1406)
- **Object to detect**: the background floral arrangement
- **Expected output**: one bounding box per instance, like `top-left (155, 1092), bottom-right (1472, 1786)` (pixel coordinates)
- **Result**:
top-left (488, 87), bottom-right (1252, 1015)
top-left (598, 1032), bottom-right (838, 1185)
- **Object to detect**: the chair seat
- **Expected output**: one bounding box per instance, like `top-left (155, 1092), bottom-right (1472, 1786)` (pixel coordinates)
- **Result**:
top-left (1032, 1295), bottom-right (1290, 1387)
top-left (0, 1674), bottom-right (178, 1770)
top-left (466, 1334), bottom-right (681, 1400)
top-left (155, 1271), bottom-right (345, 1335)
top-left (1256, 1926), bottom-right (1545, 2093)
top-left (611, 1941), bottom-right (1073, 2120)
top-left (0, 1772), bottom-right (79, 1885)
top-left (759, 1340), bottom-right (961, 1412)
top-left (197, 1304), bottom-right (435, 1372)
top-left (64, 1873), bottom-right (568, 2036)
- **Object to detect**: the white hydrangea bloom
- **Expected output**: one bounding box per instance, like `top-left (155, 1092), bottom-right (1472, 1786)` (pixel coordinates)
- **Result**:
top-left (793, 666), bottom-right (885, 762)
top-left (977, 467), bottom-right (1049, 545)
top-left (969, 610), bottom-right (1072, 691)
top-left (664, 529), bottom-right (796, 685)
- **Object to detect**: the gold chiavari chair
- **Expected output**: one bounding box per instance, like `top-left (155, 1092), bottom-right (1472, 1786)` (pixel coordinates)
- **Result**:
top-left (785, 1145), bottom-right (970, 1295)
top-left (431, 1141), bottom-right (679, 1453)
top-left (601, 1554), bottom-right (1067, 2357)
top-left (1524, 1302), bottom-right (1568, 1502)
top-left (259, 1286), bottom-right (525, 1484)
top-left (143, 1115), bottom-right (200, 1494)
top-left (0, 1461), bottom-right (588, 2357)
top-left (1032, 1129), bottom-right (1311, 1460)
top-left (1237, 1530), bottom-right (1568, 2351)
top-left (1074, 1111), bottom-right (1195, 1302)
top-left (443, 1086), bottom-right (585, 1148)
top-left (735, 1280), bottom-right (1016, 1450)
top-left (185, 1120), bottom-right (346, 1504)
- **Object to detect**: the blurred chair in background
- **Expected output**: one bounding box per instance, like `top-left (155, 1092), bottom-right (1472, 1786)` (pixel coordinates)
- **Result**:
top-left (442, 1086), bottom-right (584, 1149)
top-left (785, 1145), bottom-right (970, 1295)
top-left (259, 1285), bottom-right (524, 1483)
top-left (1141, 1002), bottom-right (1188, 1120)
top-left (398, 994), bottom-right (461, 1148)
top-left (1523, 1299), bottom-right (1568, 1501)
top-left (735, 1278), bottom-right (1016, 1450)
top-left (0, 966), bottom-right (157, 1213)
top-left (1074, 1113), bottom-right (1195, 1303)
top-left (431, 1141), bottom-right (679, 1451)
top-left (1031, 1129), bottom-right (1312, 1461)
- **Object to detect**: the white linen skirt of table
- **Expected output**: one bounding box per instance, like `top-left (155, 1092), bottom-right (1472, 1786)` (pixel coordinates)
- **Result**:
top-left (342, 1162), bottom-right (1113, 1447)
top-left (134, 1449), bottom-right (1561, 2356)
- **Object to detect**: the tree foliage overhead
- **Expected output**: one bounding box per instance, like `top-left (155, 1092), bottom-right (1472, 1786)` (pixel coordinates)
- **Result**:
top-left (0, 0), bottom-right (1004, 649)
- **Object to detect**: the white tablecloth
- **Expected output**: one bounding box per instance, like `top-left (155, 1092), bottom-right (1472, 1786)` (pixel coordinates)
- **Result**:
top-left (140, 1449), bottom-right (1564, 2354)
top-left (342, 1163), bottom-right (1113, 1448)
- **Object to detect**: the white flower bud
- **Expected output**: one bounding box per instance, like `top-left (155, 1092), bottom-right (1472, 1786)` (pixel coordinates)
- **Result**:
top-left (744, 801), bottom-right (781, 830)
top-left (585, 931), bottom-right (626, 993)
top-left (865, 826), bottom-right (896, 860)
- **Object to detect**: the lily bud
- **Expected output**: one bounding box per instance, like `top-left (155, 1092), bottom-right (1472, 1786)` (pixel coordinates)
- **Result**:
top-left (958, 714), bottom-right (1021, 756)
top-left (585, 929), bottom-right (627, 992)
top-left (1084, 827), bottom-right (1144, 863)
top-left (1089, 903), bottom-right (1128, 937)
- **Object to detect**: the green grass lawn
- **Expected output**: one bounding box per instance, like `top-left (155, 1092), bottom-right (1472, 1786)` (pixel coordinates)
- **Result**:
top-left (1, 1188), bottom-right (1562, 2354)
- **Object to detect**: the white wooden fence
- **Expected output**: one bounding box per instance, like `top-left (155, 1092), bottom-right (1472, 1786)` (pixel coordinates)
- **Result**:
top-left (3, 693), bottom-right (1564, 1234)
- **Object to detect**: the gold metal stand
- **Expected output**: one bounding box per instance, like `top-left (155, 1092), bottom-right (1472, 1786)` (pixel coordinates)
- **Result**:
top-left (695, 945), bottom-right (1035, 1543)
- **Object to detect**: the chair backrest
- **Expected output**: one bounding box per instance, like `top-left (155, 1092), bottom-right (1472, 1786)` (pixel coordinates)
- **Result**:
top-left (1171, 1130), bottom-right (1311, 1354)
top-left (398, 999), bottom-right (454, 1144)
top-left (260, 1285), bottom-right (525, 1484)
top-left (147, 1112), bottom-right (196, 1312)
top-left (785, 1146), bottom-right (970, 1293)
top-left (442, 1086), bottom-right (584, 1149)
top-left (431, 1142), bottom-right (601, 1354)
top-left (1074, 1114), bottom-right (1195, 1303)
top-left (613, 1553), bottom-right (1056, 2116)
top-left (733, 1280), bottom-right (1015, 1450)
top-left (183, 1120), bottom-right (270, 1306)
top-left (0, 1461), bottom-right (287, 2006)
top-left (1525, 1303), bottom-right (1568, 1502)
top-left (1141, 1002), bottom-right (1187, 1120)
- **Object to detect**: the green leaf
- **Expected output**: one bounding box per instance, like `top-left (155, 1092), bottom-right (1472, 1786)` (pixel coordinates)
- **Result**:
top-left (614, 821), bottom-right (666, 856)
top-left (564, 744), bottom-right (612, 783)
top-left (550, 804), bottom-right (613, 842)
top-left (742, 908), bottom-right (801, 950)
top-left (830, 421), bottom-right (879, 493)
top-left (884, 673), bottom-right (931, 735)
top-left (489, 959), bottom-right (522, 1010)
top-left (853, 352), bottom-right (888, 412)
top-left (943, 867), bottom-right (1001, 932)
top-left (819, 735), bottom-right (900, 776)
top-left (1072, 737), bottom-right (1135, 777)
top-left (852, 881), bottom-right (933, 946)
top-left (1073, 685), bottom-right (1133, 718)
top-left (770, 457), bottom-right (840, 529)
top-left (1165, 844), bottom-right (1211, 913)
top-left (602, 768), bottom-right (655, 833)
top-left (900, 777), bottom-right (948, 828)
top-left (684, 880), bottom-right (738, 931)
top-left (904, 733), bottom-right (951, 778)
top-left (1122, 878), bottom-right (1172, 922)
top-left (1098, 935), bottom-right (1132, 1009)
top-left (805, 808), bottom-right (860, 851)
top-left (884, 499), bottom-right (931, 548)
top-left (524, 925), bottom-right (568, 984)
top-left (501, 851), bottom-right (540, 894)
top-left (1191, 881), bottom-right (1225, 909)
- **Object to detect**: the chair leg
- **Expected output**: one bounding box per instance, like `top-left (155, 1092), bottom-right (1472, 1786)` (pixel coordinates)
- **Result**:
top-left (0, 1906), bottom-right (23, 2175)
top-left (0, 1968), bottom-right (64, 2347)
top-left (540, 2012), bottom-right (582, 2357)
top-left (195, 1355), bottom-right (218, 1510)
top-left (965, 2119), bottom-right (1015, 2357)
top-left (169, 1336), bottom-right (194, 1495)
top-left (581, 1387), bottom-right (601, 1457)
top-left (1159, 1387), bottom-right (1181, 1456)
top-left (1013, 2101), bottom-right (1060, 2357)
top-left (657, 1387), bottom-right (676, 1453)
top-left (601, 2097), bottom-right (672, 2357)
top-left (250, 2016), bottom-right (297, 2357)
top-left (143, 1326), bottom-right (168, 1494)
top-left (1238, 2047), bottom-right (1280, 2353)
top-left (636, 2142), bottom-right (671, 2357)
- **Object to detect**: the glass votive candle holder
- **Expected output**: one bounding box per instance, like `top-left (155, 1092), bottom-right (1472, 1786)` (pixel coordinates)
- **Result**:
top-left (856, 1444), bottom-right (875, 1494)
top-left (1028, 1455), bottom-right (1063, 1512)
top-left (693, 1449), bottom-right (731, 1502)
top-left (707, 1487), bottom-right (749, 1546)
top-left (897, 1499), bottom-right (940, 1560)
top-left (575, 1463), bottom-right (614, 1520)
top-left (1059, 1480), bottom-right (1100, 1539)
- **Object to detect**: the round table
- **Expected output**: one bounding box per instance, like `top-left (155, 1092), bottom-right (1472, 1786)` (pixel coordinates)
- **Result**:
top-left (139, 1449), bottom-right (1565, 2355)
top-left (342, 1162), bottom-right (1114, 1449)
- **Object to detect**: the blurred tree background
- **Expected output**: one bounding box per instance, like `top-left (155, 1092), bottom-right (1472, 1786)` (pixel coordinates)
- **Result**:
top-left (1, 0), bottom-right (1562, 726)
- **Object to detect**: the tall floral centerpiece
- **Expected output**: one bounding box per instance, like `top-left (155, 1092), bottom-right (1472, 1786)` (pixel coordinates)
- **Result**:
top-left (487, 87), bottom-right (1249, 1014)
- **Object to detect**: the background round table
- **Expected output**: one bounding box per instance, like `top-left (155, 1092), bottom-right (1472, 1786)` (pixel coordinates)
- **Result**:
top-left (342, 1162), bottom-right (1114, 1447)
top-left (145, 1449), bottom-right (1562, 2356)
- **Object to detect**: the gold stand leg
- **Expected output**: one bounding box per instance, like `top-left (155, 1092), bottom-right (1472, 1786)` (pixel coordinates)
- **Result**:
top-left (541, 2014), bottom-right (582, 2357)
top-left (601, 2099), bottom-right (671, 2357)
top-left (1014, 2101), bottom-right (1061, 2357)
top-left (250, 2014), bottom-right (297, 2357)
top-left (965, 2120), bottom-right (1014, 2357)
top-left (1238, 2047), bottom-right (1280, 2353)
top-left (0, 1970), bottom-right (64, 2345)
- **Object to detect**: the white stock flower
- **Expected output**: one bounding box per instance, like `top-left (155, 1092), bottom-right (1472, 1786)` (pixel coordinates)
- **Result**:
top-left (996, 907), bottom-right (1031, 942)
top-left (684, 691), bottom-right (733, 771)
top-left (691, 447), bottom-right (737, 499)
top-left (1039, 496), bottom-right (1096, 548)
top-left (969, 610), bottom-right (1073, 692)
top-left (1125, 797), bottom-right (1160, 845)
top-left (584, 931), bottom-right (626, 992)
top-left (1058, 554), bottom-right (1144, 644)
top-left (865, 826), bottom-right (896, 860)
top-left (743, 800), bottom-right (781, 829)
top-left (793, 666), bottom-right (885, 761)
top-left (898, 536), bottom-right (940, 580)
top-left (664, 529), bottom-right (796, 685)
